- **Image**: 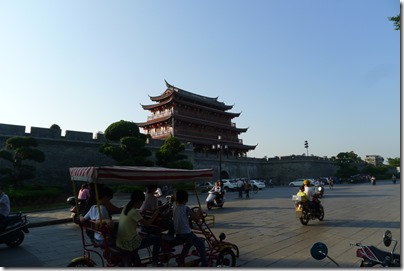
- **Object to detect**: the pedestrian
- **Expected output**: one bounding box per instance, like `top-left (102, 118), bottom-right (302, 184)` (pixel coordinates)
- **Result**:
top-left (237, 179), bottom-right (244, 198)
top-left (0, 184), bottom-right (10, 221)
top-left (329, 177), bottom-right (334, 189)
top-left (244, 180), bottom-right (251, 199)
top-left (392, 174), bottom-right (397, 184)
top-left (173, 190), bottom-right (207, 267)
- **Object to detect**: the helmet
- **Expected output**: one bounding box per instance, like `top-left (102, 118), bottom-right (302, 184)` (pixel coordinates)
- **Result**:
top-left (303, 180), bottom-right (310, 186)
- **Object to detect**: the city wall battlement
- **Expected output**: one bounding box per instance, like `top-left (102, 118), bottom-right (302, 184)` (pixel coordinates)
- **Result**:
top-left (0, 123), bottom-right (105, 142)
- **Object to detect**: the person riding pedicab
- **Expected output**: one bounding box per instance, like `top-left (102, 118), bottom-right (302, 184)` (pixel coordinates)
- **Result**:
top-left (173, 190), bottom-right (207, 267)
top-left (116, 190), bottom-right (162, 267)
top-left (80, 187), bottom-right (115, 246)
top-left (139, 185), bottom-right (173, 236)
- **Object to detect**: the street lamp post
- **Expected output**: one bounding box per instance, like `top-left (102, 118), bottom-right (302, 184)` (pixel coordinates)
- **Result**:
top-left (213, 135), bottom-right (227, 182)
top-left (304, 140), bottom-right (309, 156)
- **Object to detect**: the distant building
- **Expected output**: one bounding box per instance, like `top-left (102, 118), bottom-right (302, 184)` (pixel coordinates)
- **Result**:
top-left (364, 155), bottom-right (384, 166)
top-left (137, 80), bottom-right (256, 157)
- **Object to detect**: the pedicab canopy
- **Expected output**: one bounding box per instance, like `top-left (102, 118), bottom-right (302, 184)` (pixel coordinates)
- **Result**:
top-left (69, 166), bottom-right (214, 185)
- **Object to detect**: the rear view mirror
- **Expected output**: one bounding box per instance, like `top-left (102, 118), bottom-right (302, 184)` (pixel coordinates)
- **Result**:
top-left (311, 242), bottom-right (328, 260)
top-left (383, 230), bottom-right (392, 247)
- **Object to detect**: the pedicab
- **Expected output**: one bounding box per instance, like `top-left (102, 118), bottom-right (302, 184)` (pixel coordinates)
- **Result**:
top-left (67, 166), bottom-right (239, 267)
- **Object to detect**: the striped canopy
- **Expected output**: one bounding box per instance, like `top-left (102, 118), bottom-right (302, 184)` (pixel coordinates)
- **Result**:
top-left (69, 166), bottom-right (213, 185)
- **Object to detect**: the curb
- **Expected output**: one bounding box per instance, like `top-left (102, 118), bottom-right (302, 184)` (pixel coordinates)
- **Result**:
top-left (28, 218), bottom-right (73, 228)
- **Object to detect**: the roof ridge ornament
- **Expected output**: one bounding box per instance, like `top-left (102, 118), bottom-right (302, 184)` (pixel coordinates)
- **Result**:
top-left (165, 79), bottom-right (174, 89)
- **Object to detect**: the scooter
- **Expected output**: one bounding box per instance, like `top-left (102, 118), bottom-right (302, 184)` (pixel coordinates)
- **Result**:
top-left (310, 230), bottom-right (400, 267)
top-left (0, 212), bottom-right (29, 248)
top-left (67, 196), bottom-right (86, 224)
top-left (206, 191), bottom-right (225, 210)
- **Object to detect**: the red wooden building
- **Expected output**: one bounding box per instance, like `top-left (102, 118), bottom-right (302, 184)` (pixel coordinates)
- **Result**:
top-left (137, 81), bottom-right (256, 157)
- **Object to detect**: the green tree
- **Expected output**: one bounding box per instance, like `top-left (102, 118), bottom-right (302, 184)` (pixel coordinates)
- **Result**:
top-left (155, 136), bottom-right (193, 169)
top-left (388, 14), bottom-right (400, 30)
top-left (361, 164), bottom-right (388, 178)
top-left (387, 157), bottom-right (400, 168)
top-left (0, 136), bottom-right (45, 186)
top-left (99, 120), bottom-right (153, 166)
top-left (335, 151), bottom-right (362, 180)
top-left (50, 124), bottom-right (61, 130)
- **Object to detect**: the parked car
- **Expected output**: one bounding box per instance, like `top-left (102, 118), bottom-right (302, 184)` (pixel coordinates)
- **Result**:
top-left (197, 182), bottom-right (214, 193)
top-left (249, 180), bottom-right (266, 190)
top-left (289, 179), bottom-right (306, 187)
top-left (288, 178), bottom-right (316, 187)
top-left (221, 179), bottom-right (238, 192)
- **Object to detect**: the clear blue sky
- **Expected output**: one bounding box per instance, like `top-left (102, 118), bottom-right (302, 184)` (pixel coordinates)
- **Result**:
top-left (0, 1), bottom-right (400, 161)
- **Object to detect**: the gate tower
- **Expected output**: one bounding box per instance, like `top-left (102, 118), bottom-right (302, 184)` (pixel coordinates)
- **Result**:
top-left (137, 80), bottom-right (256, 157)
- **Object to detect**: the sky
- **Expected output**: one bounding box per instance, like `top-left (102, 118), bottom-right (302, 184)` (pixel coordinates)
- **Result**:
top-left (0, 0), bottom-right (400, 161)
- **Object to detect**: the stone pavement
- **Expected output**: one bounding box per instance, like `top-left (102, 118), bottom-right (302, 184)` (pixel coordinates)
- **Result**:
top-left (17, 182), bottom-right (401, 268)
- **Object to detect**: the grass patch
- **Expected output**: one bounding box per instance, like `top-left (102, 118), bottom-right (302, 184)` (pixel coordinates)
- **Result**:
top-left (14, 201), bottom-right (68, 213)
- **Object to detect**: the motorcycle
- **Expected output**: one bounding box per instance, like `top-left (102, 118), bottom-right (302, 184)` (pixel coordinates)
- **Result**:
top-left (0, 212), bottom-right (29, 248)
top-left (315, 185), bottom-right (324, 198)
top-left (67, 196), bottom-right (87, 224)
top-left (310, 230), bottom-right (400, 267)
top-left (292, 194), bottom-right (324, 225)
top-left (206, 190), bottom-right (225, 210)
top-left (350, 230), bottom-right (400, 267)
top-left (371, 177), bottom-right (376, 185)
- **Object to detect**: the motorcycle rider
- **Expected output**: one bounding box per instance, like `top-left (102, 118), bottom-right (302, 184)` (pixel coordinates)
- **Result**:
top-left (209, 181), bottom-right (223, 204)
top-left (0, 184), bottom-right (10, 222)
top-left (303, 180), bottom-right (319, 214)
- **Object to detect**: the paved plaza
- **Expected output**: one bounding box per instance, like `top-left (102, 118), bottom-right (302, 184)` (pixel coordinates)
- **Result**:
top-left (0, 181), bottom-right (400, 268)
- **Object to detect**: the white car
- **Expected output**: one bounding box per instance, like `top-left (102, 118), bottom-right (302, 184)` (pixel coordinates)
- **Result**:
top-left (289, 179), bottom-right (316, 187)
top-left (221, 179), bottom-right (238, 192)
top-left (249, 180), bottom-right (266, 190)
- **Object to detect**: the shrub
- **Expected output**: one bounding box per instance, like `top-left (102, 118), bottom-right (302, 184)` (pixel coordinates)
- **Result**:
top-left (7, 185), bottom-right (64, 207)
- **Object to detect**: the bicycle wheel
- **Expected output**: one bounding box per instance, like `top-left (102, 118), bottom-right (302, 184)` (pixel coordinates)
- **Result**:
top-left (252, 186), bottom-right (258, 194)
top-left (215, 248), bottom-right (236, 267)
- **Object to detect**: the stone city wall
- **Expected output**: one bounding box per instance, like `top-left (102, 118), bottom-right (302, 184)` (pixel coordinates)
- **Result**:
top-left (0, 123), bottom-right (339, 190)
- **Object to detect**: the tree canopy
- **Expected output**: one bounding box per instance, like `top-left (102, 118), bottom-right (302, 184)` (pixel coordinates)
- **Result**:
top-left (387, 157), bottom-right (400, 168)
top-left (104, 120), bottom-right (140, 141)
top-left (155, 136), bottom-right (193, 169)
top-left (100, 120), bottom-right (152, 166)
top-left (388, 14), bottom-right (400, 30)
top-left (0, 136), bottom-right (45, 185)
top-left (335, 151), bottom-right (362, 179)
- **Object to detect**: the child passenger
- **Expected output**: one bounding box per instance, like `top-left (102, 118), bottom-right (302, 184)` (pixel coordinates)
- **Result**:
top-left (173, 190), bottom-right (207, 267)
